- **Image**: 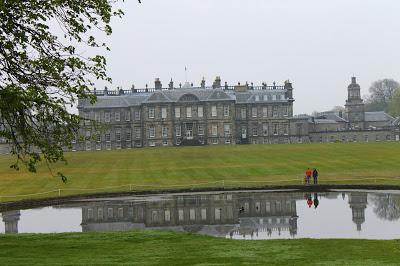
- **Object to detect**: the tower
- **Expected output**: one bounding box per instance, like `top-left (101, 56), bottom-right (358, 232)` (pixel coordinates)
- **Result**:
top-left (348, 192), bottom-right (367, 231)
top-left (345, 77), bottom-right (365, 129)
top-left (2, 210), bottom-right (20, 234)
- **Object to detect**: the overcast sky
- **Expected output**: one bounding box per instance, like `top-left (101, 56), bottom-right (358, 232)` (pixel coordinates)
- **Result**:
top-left (95, 0), bottom-right (400, 114)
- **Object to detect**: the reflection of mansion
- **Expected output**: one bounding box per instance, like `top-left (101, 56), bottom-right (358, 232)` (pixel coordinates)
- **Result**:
top-left (68, 76), bottom-right (400, 151)
top-left (1, 192), bottom-right (370, 236)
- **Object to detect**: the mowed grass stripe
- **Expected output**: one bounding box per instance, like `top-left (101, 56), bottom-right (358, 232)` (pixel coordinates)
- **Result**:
top-left (0, 142), bottom-right (399, 201)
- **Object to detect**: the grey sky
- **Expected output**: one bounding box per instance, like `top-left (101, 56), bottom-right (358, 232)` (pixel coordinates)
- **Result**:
top-left (96, 0), bottom-right (400, 114)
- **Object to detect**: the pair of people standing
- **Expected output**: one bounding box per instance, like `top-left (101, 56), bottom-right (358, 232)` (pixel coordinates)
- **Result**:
top-left (305, 168), bottom-right (319, 184)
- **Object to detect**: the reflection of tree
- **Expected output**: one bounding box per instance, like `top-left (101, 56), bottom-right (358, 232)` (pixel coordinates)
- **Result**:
top-left (371, 194), bottom-right (400, 221)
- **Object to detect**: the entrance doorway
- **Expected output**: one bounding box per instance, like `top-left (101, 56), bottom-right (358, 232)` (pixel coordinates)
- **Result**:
top-left (185, 123), bottom-right (193, 140)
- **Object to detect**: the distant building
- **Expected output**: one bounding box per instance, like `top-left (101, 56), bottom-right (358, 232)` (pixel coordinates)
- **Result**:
top-left (74, 76), bottom-right (399, 151)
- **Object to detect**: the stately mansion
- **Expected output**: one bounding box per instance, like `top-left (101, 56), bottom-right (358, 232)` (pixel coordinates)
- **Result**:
top-left (73, 76), bottom-right (399, 151)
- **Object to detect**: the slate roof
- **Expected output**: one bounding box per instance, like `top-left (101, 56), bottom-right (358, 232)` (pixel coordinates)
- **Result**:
top-left (78, 87), bottom-right (290, 109)
top-left (314, 119), bottom-right (339, 124)
top-left (391, 117), bottom-right (400, 126)
top-left (364, 111), bottom-right (394, 122)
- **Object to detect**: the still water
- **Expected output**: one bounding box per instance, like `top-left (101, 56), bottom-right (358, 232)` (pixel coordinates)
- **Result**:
top-left (1, 190), bottom-right (400, 239)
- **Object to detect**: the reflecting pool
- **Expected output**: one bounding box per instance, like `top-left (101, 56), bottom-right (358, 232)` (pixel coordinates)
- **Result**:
top-left (1, 190), bottom-right (400, 239)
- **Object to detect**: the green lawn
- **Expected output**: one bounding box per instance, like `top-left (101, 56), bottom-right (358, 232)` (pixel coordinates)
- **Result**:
top-left (0, 142), bottom-right (400, 201)
top-left (0, 230), bottom-right (399, 265)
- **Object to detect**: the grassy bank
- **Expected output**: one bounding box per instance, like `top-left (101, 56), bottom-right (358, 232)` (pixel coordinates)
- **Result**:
top-left (0, 142), bottom-right (400, 201)
top-left (0, 230), bottom-right (399, 265)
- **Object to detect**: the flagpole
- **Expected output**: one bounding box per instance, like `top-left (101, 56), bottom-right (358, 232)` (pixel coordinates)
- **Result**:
top-left (185, 66), bottom-right (187, 83)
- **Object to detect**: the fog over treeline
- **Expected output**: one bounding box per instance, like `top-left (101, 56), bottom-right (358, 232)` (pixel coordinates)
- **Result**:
top-left (94, 0), bottom-right (400, 114)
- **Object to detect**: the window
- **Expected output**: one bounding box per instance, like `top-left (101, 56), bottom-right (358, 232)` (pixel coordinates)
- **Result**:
top-left (98, 208), bottom-right (103, 219)
top-left (85, 141), bottom-right (91, 151)
top-left (106, 142), bottom-right (111, 150)
top-left (273, 106), bottom-right (278, 117)
top-left (134, 110), bottom-right (140, 121)
top-left (223, 105), bottom-right (229, 117)
top-left (386, 135), bottom-right (391, 141)
top-left (198, 125), bottom-right (204, 135)
top-left (263, 95), bottom-right (268, 101)
top-left (252, 127), bottom-right (258, 136)
top-left (134, 127), bottom-right (141, 139)
top-left (211, 105), bottom-right (217, 117)
top-left (241, 108), bottom-right (246, 119)
top-left (105, 112), bottom-right (110, 122)
top-left (262, 107), bottom-right (268, 117)
top-left (162, 139), bottom-right (168, 146)
top-left (161, 107), bottom-right (167, 119)
top-left (224, 124), bottom-right (231, 137)
top-left (175, 107), bottom-right (180, 118)
top-left (149, 127), bottom-right (155, 138)
top-left (87, 208), bottom-right (93, 219)
top-left (125, 111), bottom-right (130, 121)
top-left (94, 112), bottom-right (100, 122)
top-left (211, 124), bottom-right (218, 136)
top-left (105, 132), bottom-right (111, 142)
top-left (95, 142), bottom-right (101, 151)
top-left (212, 138), bottom-right (218, 144)
top-left (283, 106), bottom-right (288, 116)
top-left (162, 126), bottom-right (168, 137)
top-left (376, 135), bottom-right (380, 141)
top-left (115, 112), bottom-right (120, 122)
top-left (126, 131), bottom-right (131, 141)
top-left (283, 124), bottom-right (289, 135)
top-left (198, 106), bottom-right (203, 117)
top-left (96, 132), bottom-right (101, 142)
top-left (115, 130), bottom-right (121, 142)
top-left (186, 106), bottom-right (192, 118)
top-left (190, 209), bottom-right (195, 221)
top-left (281, 94), bottom-right (285, 100)
top-left (215, 208), bottom-right (221, 220)
top-left (116, 142), bottom-right (121, 149)
top-left (148, 141), bottom-right (156, 147)
top-left (364, 135), bottom-right (368, 142)
top-left (118, 208), bottom-right (123, 218)
top-left (252, 107), bottom-right (257, 118)
top-left (108, 208), bottom-right (113, 218)
top-left (178, 209), bottom-right (184, 221)
top-left (255, 95), bottom-right (260, 101)
top-left (84, 112), bottom-right (90, 124)
top-left (263, 123), bottom-right (268, 136)
top-left (201, 209), bottom-right (207, 220)
top-left (165, 210), bottom-right (171, 222)
top-left (148, 107), bottom-right (155, 118)
top-left (175, 125), bottom-right (181, 137)
top-left (272, 94), bottom-right (277, 101)
top-left (273, 124), bottom-right (278, 135)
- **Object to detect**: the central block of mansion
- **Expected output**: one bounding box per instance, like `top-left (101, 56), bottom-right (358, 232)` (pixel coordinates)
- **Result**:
top-left (75, 77), bottom-right (400, 151)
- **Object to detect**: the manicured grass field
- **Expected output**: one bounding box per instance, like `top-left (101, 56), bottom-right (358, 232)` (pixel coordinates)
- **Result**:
top-left (0, 230), bottom-right (399, 265)
top-left (0, 142), bottom-right (400, 201)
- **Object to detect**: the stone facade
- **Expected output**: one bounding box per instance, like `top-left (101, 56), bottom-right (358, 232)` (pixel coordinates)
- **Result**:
top-left (67, 76), bottom-right (400, 151)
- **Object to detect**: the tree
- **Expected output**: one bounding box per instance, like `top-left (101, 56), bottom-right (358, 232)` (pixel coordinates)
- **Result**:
top-left (371, 194), bottom-right (400, 221)
top-left (387, 88), bottom-right (400, 117)
top-left (0, 1), bottom-right (124, 179)
top-left (365, 79), bottom-right (400, 113)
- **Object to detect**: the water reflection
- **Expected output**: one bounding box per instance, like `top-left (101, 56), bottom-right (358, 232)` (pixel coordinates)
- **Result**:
top-left (1, 191), bottom-right (400, 239)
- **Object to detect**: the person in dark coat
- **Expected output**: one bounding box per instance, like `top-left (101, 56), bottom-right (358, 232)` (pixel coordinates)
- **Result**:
top-left (312, 168), bottom-right (319, 184)
top-left (313, 193), bottom-right (319, 208)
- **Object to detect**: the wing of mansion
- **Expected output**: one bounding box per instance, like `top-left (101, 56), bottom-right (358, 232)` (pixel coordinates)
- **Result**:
top-left (74, 77), bottom-right (399, 151)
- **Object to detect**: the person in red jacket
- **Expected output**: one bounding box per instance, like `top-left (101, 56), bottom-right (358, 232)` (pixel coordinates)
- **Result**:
top-left (305, 168), bottom-right (312, 184)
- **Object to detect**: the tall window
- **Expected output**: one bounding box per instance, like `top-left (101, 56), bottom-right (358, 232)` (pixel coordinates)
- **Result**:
top-left (211, 105), bottom-right (217, 117)
top-left (105, 132), bottom-right (111, 142)
top-left (252, 127), bottom-right (258, 136)
top-left (161, 107), bottom-right (167, 119)
top-left (224, 124), bottom-right (231, 137)
top-left (198, 124), bottom-right (204, 135)
top-left (162, 126), bottom-right (168, 137)
top-left (186, 107), bottom-right (192, 118)
top-left (175, 107), bottom-right (180, 118)
top-left (134, 110), bottom-right (140, 121)
top-left (149, 126), bottom-right (155, 138)
top-left (96, 132), bottom-right (101, 142)
top-left (262, 107), bottom-right (268, 117)
top-left (283, 106), bottom-right (288, 116)
top-left (134, 127), bottom-right (141, 139)
top-left (283, 124), bottom-right (289, 135)
top-left (273, 124), bottom-right (278, 135)
top-left (175, 125), bottom-right (181, 137)
top-left (241, 108), bottom-right (246, 119)
top-left (273, 106), bottom-right (278, 117)
top-left (252, 107), bottom-right (257, 118)
top-left (115, 112), bottom-right (120, 122)
top-left (263, 123), bottom-right (268, 136)
top-left (105, 112), bottom-right (110, 123)
top-left (125, 111), bottom-right (130, 121)
top-left (148, 107), bottom-right (155, 118)
top-left (94, 112), bottom-right (100, 122)
top-left (211, 124), bottom-right (218, 136)
top-left (126, 131), bottom-right (131, 141)
top-left (115, 130), bottom-right (121, 142)
top-left (197, 106), bottom-right (203, 118)
top-left (223, 105), bottom-right (230, 117)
